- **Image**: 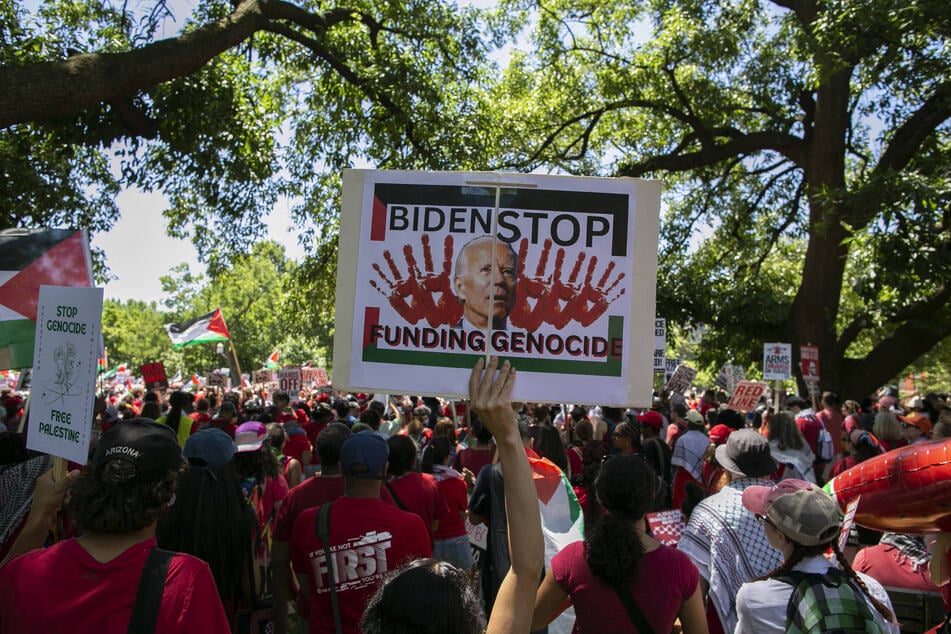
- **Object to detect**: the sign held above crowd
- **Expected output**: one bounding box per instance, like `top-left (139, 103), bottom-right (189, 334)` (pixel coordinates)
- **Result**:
top-left (26, 285), bottom-right (103, 464)
top-left (333, 170), bottom-right (662, 406)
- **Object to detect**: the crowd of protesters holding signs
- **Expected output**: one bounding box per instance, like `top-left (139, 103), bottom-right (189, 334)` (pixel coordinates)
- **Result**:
top-left (0, 366), bottom-right (950, 633)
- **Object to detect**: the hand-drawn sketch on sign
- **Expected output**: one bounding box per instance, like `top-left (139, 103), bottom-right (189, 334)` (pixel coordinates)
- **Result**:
top-left (334, 170), bottom-right (662, 407)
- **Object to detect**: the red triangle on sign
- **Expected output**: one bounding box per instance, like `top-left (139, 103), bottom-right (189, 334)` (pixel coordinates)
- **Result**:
top-left (0, 231), bottom-right (90, 322)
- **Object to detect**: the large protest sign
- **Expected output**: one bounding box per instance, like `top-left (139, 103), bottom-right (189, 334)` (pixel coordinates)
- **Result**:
top-left (800, 344), bottom-right (820, 381)
top-left (716, 363), bottom-right (746, 394)
top-left (26, 285), bottom-right (103, 464)
top-left (302, 367), bottom-right (330, 388)
top-left (727, 380), bottom-right (769, 412)
top-left (763, 342), bottom-right (792, 380)
top-left (140, 361), bottom-right (168, 391)
top-left (278, 366), bottom-right (302, 394)
top-left (664, 363), bottom-right (696, 395)
top-left (334, 170), bottom-right (662, 406)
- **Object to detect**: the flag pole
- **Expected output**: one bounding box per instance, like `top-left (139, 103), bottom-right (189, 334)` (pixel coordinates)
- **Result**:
top-left (228, 339), bottom-right (243, 387)
top-left (214, 308), bottom-right (244, 387)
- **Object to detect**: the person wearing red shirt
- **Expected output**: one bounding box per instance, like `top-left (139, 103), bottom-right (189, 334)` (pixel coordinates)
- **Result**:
top-left (421, 437), bottom-right (474, 570)
top-left (452, 416), bottom-right (496, 486)
top-left (0, 420), bottom-right (230, 633)
top-left (188, 397), bottom-right (213, 435)
top-left (816, 391), bottom-right (845, 464)
top-left (385, 435), bottom-right (449, 544)
top-left (272, 422), bottom-right (348, 634)
top-left (291, 432), bottom-right (431, 634)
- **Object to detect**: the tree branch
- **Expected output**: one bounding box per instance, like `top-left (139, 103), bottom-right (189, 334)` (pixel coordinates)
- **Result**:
top-left (875, 80), bottom-right (951, 175)
top-left (0, 0), bottom-right (269, 128)
top-left (617, 130), bottom-right (804, 177)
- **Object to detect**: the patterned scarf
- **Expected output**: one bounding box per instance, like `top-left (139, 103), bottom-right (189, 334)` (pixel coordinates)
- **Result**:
top-left (678, 477), bottom-right (784, 633)
top-left (880, 532), bottom-right (931, 572)
top-left (0, 454), bottom-right (54, 545)
top-left (671, 429), bottom-right (709, 480)
top-left (432, 464), bottom-right (463, 482)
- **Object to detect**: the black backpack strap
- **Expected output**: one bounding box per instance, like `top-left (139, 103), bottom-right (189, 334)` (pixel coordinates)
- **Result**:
top-left (128, 547), bottom-right (175, 634)
top-left (315, 502), bottom-right (342, 634)
top-left (611, 584), bottom-right (654, 634)
top-left (384, 481), bottom-right (406, 510)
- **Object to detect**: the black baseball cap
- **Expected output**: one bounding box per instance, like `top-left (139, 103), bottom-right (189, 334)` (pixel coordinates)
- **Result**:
top-left (93, 419), bottom-right (184, 482)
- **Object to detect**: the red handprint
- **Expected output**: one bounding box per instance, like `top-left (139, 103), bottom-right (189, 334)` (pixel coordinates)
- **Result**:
top-left (369, 234), bottom-right (463, 327)
top-left (509, 238), bottom-right (625, 330)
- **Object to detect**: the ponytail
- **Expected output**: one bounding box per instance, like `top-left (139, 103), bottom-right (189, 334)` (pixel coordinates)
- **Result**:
top-left (832, 542), bottom-right (894, 624)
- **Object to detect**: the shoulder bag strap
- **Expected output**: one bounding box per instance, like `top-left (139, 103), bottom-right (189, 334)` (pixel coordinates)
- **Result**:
top-left (315, 502), bottom-right (343, 634)
top-left (611, 584), bottom-right (654, 634)
top-left (128, 547), bottom-right (175, 634)
top-left (384, 481), bottom-right (407, 510)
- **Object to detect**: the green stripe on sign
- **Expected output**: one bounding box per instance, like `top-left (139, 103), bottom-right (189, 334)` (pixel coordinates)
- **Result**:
top-left (362, 316), bottom-right (624, 376)
top-left (0, 318), bottom-right (37, 369)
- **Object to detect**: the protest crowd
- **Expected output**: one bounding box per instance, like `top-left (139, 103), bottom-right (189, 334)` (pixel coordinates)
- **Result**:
top-left (0, 365), bottom-right (950, 633)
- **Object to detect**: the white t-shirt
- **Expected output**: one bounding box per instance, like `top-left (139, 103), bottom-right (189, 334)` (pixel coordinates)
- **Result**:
top-left (734, 555), bottom-right (899, 634)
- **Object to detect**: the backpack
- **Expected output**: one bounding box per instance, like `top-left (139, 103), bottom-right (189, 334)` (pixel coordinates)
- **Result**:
top-left (815, 418), bottom-right (835, 463)
top-left (777, 568), bottom-right (884, 634)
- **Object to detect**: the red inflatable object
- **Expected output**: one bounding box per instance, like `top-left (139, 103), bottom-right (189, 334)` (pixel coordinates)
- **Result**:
top-left (824, 438), bottom-right (951, 533)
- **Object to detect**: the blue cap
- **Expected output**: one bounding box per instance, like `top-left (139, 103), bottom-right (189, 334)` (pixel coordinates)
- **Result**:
top-left (340, 432), bottom-right (389, 479)
top-left (184, 428), bottom-right (236, 469)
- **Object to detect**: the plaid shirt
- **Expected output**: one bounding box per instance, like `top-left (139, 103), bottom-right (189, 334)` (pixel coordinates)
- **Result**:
top-left (779, 568), bottom-right (884, 634)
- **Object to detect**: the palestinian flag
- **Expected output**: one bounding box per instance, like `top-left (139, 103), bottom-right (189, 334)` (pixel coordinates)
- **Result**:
top-left (265, 350), bottom-right (280, 370)
top-left (164, 308), bottom-right (230, 349)
top-left (0, 229), bottom-right (93, 369)
top-left (529, 456), bottom-right (583, 634)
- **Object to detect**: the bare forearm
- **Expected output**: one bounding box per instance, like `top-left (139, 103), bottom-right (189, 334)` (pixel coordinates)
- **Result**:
top-left (497, 434), bottom-right (543, 576)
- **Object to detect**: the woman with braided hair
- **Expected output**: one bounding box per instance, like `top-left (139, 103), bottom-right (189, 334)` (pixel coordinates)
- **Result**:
top-left (532, 454), bottom-right (707, 632)
top-left (735, 479), bottom-right (898, 633)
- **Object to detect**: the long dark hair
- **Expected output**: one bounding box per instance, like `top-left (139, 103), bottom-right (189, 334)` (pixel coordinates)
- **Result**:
top-left (421, 437), bottom-right (452, 474)
top-left (68, 463), bottom-right (183, 534)
top-left (156, 460), bottom-right (257, 604)
top-left (584, 455), bottom-right (658, 587)
top-left (234, 438), bottom-right (280, 483)
top-left (535, 425), bottom-right (568, 473)
top-left (757, 540), bottom-right (894, 623)
top-left (163, 390), bottom-right (191, 435)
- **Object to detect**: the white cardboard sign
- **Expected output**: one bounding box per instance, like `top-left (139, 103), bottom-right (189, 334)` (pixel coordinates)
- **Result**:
top-left (333, 170), bottom-right (662, 406)
top-left (26, 285), bottom-right (103, 464)
top-left (763, 342), bottom-right (792, 381)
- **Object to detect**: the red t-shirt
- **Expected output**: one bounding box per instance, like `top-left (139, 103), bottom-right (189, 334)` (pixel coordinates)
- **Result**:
top-left (433, 472), bottom-right (468, 540)
top-left (452, 445), bottom-right (495, 476)
top-left (282, 430), bottom-right (312, 464)
top-left (853, 543), bottom-right (941, 594)
top-left (386, 472), bottom-right (448, 543)
top-left (552, 541), bottom-right (699, 633)
top-left (828, 456), bottom-right (858, 479)
top-left (273, 476), bottom-right (397, 543)
top-left (291, 497), bottom-right (432, 634)
top-left (302, 421), bottom-right (329, 465)
top-left (208, 419), bottom-right (237, 438)
top-left (274, 476), bottom-right (346, 542)
top-left (188, 412), bottom-right (212, 435)
top-left (795, 412), bottom-right (822, 457)
top-left (0, 537), bottom-right (229, 633)
top-left (817, 408), bottom-right (845, 456)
